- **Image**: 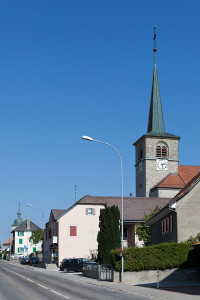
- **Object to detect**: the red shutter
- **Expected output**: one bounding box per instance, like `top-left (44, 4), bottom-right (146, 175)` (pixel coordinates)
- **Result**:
top-left (70, 226), bottom-right (77, 236)
top-left (170, 215), bottom-right (173, 231)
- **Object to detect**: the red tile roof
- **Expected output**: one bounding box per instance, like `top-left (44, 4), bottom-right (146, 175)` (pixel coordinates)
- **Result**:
top-left (146, 171), bottom-right (200, 226)
top-left (3, 236), bottom-right (13, 245)
top-left (151, 165), bottom-right (200, 191)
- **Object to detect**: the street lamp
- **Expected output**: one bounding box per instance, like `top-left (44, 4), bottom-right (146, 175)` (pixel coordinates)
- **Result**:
top-left (27, 204), bottom-right (45, 261)
top-left (82, 135), bottom-right (124, 282)
top-left (27, 204), bottom-right (45, 227)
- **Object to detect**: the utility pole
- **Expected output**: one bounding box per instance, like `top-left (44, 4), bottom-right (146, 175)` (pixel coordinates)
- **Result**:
top-left (75, 185), bottom-right (77, 203)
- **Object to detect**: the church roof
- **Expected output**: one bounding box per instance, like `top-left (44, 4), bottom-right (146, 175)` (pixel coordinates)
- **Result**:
top-left (150, 165), bottom-right (200, 191)
top-left (146, 28), bottom-right (180, 139)
top-left (12, 208), bottom-right (23, 227)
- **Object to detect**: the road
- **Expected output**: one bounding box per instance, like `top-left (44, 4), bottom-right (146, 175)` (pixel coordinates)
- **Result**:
top-left (0, 260), bottom-right (200, 300)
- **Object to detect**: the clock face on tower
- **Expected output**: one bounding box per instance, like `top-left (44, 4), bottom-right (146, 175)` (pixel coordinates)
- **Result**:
top-left (156, 159), bottom-right (168, 171)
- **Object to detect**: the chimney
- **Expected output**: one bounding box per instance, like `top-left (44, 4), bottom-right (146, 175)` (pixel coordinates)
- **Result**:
top-left (26, 218), bottom-right (30, 230)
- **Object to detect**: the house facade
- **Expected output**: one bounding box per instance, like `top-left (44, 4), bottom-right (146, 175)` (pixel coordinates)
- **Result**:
top-left (43, 195), bottom-right (170, 265)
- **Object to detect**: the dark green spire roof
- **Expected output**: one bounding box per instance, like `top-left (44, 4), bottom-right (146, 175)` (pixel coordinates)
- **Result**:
top-left (147, 62), bottom-right (165, 135)
top-left (12, 203), bottom-right (23, 227)
top-left (146, 26), bottom-right (180, 139)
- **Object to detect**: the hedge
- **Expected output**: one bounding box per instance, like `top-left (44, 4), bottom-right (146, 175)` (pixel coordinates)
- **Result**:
top-left (110, 242), bottom-right (200, 272)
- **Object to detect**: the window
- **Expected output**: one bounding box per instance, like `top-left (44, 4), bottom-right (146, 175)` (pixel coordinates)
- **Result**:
top-left (18, 231), bottom-right (24, 236)
top-left (156, 143), bottom-right (168, 158)
top-left (170, 215), bottom-right (173, 231)
top-left (48, 229), bottom-right (51, 239)
top-left (19, 239), bottom-right (23, 244)
top-left (124, 228), bottom-right (128, 239)
top-left (166, 218), bottom-right (169, 233)
top-left (18, 247), bottom-right (24, 253)
top-left (70, 226), bottom-right (77, 237)
top-left (85, 208), bottom-right (96, 215)
top-left (162, 215), bottom-right (173, 235)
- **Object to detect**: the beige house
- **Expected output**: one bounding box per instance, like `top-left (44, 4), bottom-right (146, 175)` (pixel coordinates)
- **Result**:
top-left (43, 195), bottom-right (170, 265)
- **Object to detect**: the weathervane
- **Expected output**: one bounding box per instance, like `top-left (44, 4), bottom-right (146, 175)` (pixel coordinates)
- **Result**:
top-left (153, 25), bottom-right (157, 64)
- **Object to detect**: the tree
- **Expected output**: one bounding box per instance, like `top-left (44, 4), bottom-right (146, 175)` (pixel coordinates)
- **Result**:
top-left (29, 229), bottom-right (43, 244)
top-left (135, 205), bottom-right (160, 246)
top-left (97, 205), bottom-right (121, 264)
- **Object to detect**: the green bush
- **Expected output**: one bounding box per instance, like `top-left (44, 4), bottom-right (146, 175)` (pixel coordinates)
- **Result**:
top-left (110, 242), bottom-right (200, 271)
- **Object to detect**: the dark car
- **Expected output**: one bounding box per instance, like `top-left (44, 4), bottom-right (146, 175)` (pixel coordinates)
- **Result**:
top-left (62, 258), bottom-right (90, 273)
top-left (21, 257), bottom-right (30, 265)
top-left (29, 256), bottom-right (39, 265)
top-left (60, 258), bottom-right (67, 271)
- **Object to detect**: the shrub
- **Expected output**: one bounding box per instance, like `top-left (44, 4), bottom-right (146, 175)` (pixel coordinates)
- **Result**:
top-left (110, 242), bottom-right (200, 271)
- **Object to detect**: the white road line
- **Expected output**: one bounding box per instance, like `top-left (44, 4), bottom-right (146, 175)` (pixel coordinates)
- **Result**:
top-left (0, 265), bottom-right (70, 299)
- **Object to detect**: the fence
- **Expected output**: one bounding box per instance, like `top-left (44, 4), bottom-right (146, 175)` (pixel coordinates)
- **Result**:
top-left (82, 262), bottom-right (113, 281)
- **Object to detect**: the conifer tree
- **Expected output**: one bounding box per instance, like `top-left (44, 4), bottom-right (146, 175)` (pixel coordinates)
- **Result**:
top-left (97, 205), bottom-right (121, 263)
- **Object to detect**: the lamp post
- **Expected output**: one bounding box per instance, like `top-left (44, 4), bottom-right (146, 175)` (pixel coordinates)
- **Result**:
top-left (82, 135), bottom-right (124, 282)
top-left (27, 204), bottom-right (45, 228)
top-left (27, 204), bottom-right (45, 261)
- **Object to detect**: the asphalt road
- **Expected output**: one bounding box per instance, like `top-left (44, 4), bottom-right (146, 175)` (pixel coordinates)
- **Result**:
top-left (0, 260), bottom-right (200, 300)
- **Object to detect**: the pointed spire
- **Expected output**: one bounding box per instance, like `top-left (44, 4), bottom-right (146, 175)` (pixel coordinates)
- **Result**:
top-left (147, 26), bottom-right (165, 135)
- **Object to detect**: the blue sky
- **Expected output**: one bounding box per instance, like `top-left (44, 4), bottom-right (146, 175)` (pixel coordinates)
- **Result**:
top-left (0, 1), bottom-right (200, 242)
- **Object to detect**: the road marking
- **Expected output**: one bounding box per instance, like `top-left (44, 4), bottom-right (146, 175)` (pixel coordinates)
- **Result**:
top-left (0, 264), bottom-right (70, 299)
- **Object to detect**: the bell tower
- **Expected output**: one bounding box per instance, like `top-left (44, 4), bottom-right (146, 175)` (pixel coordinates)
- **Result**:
top-left (134, 27), bottom-right (180, 197)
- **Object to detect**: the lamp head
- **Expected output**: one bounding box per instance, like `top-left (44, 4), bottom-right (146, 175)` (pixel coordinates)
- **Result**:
top-left (82, 135), bottom-right (93, 141)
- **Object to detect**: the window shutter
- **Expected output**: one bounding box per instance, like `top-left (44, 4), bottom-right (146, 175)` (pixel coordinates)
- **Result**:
top-left (22, 232), bottom-right (24, 236)
top-left (93, 208), bottom-right (96, 215)
top-left (18, 232), bottom-right (19, 236)
top-left (18, 248), bottom-right (19, 253)
top-left (70, 226), bottom-right (77, 236)
top-left (85, 208), bottom-right (88, 215)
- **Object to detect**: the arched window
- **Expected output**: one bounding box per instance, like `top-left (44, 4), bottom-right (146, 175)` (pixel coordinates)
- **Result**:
top-left (156, 143), bottom-right (168, 158)
top-left (138, 145), bottom-right (143, 162)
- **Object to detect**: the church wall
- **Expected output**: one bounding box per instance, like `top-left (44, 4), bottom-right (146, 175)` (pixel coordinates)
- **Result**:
top-left (135, 136), bottom-right (179, 197)
top-left (176, 181), bottom-right (200, 242)
top-left (150, 189), bottom-right (181, 198)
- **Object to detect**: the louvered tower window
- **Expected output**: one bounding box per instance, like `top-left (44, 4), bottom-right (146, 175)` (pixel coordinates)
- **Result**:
top-left (156, 144), bottom-right (168, 158)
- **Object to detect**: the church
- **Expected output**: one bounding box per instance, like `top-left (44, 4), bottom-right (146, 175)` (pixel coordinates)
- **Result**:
top-left (134, 28), bottom-right (200, 244)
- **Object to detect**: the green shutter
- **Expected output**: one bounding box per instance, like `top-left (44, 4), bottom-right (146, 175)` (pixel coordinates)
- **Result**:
top-left (18, 248), bottom-right (19, 252)
top-left (19, 239), bottom-right (23, 244)
top-left (18, 232), bottom-right (19, 236)
top-left (22, 232), bottom-right (24, 236)
top-left (33, 247), bottom-right (36, 253)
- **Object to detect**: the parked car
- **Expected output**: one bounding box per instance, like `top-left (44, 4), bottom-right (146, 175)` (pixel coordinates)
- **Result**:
top-left (62, 258), bottom-right (90, 273)
top-left (29, 256), bottom-right (39, 265)
top-left (21, 257), bottom-right (30, 265)
top-left (19, 255), bottom-right (26, 263)
top-left (60, 258), bottom-right (67, 271)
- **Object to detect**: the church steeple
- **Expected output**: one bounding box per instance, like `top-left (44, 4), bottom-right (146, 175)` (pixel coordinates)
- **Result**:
top-left (147, 26), bottom-right (165, 135)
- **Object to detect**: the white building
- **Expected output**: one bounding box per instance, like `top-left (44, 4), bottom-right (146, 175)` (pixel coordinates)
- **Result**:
top-left (12, 218), bottom-right (42, 256)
